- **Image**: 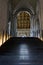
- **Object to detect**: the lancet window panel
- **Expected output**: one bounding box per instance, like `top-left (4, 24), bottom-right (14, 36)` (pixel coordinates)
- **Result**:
top-left (17, 11), bottom-right (30, 29)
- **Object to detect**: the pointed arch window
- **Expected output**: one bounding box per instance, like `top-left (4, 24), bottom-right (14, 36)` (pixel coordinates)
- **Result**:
top-left (17, 11), bottom-right (30, 29)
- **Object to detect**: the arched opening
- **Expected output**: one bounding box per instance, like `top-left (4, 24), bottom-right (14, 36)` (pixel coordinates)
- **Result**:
top-left (7, 0), bottom-right (42, 39)
top-left (16, 11), bottom-right (30, 37)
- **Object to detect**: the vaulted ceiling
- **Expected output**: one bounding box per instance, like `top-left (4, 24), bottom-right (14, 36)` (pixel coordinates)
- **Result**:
top-left (12, 0), bottom-right (38, 11)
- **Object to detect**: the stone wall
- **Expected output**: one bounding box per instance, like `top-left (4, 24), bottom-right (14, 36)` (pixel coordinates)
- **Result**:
top-left (39, 0), bottom-right (43, 30)
top-left (0, 0), bottom-right (8, 34)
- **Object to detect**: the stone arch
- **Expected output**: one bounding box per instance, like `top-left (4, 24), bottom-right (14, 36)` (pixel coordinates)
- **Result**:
top-left (13, 0), bottom-right (34, 15)
top-left (11, 0), bottom-right (35, 37)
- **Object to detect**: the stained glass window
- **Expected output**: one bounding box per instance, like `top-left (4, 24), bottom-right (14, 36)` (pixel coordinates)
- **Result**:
top-left (17, 11), bottom-right (30, 29)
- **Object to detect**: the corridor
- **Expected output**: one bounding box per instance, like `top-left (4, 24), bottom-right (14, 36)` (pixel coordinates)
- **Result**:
top-left (0, 0), bottom-right (43, 65)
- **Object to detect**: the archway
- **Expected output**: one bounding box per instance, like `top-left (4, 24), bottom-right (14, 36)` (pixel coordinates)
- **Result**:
top-left (8, 0), bottom-right (41, 38)
top-left (11, 7), bottom-right (34, 37)
top-left (16, 11), bottom-right (30, 37)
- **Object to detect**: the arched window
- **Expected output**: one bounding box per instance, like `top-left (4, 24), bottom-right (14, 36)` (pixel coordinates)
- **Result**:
top-left (16, 11), bottom-right (30, 37)
top-left (17, 11), bottom-right (30, 29)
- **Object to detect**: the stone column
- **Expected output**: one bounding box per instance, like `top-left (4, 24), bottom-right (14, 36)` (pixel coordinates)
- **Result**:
top-left (30, 15), bottom-right (35, 37)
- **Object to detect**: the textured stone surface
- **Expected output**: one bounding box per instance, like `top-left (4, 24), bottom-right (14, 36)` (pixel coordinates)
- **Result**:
top-left (0, 0), bottom-right (8, 34)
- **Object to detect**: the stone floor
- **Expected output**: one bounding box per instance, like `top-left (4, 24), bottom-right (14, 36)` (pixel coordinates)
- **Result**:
top-left (0, 37), bottom-right (43, 65)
